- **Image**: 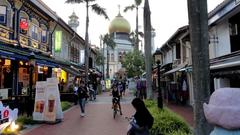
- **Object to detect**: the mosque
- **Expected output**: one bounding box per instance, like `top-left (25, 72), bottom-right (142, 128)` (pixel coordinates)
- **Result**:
top-left (103, 11), bottom-right (133, 79)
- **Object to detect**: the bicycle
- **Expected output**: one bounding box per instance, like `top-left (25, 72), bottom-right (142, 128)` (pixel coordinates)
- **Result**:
top-left (112, 97), bottom-right (119, 119)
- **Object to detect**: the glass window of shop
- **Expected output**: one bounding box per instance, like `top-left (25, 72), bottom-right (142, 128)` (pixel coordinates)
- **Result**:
top-left (37, 66), bottom-right (49, 81)
top-left (18, 60), bottom-right (31, 95)
top-left (52, 68), bottom-right (67, 92)
top-left (0, 59), bottom-right (13, 99)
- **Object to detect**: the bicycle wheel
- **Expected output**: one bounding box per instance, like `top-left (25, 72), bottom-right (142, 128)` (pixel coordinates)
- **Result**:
top-left (113, 104), bottom-right (117, 119)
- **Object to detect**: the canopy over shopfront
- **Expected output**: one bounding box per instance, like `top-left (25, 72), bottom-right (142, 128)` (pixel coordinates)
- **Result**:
top-left (163, 64), bottom-right (187, 76)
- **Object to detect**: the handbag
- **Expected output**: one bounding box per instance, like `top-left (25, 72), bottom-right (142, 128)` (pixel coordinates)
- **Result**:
top-left (127, 118), bottom-right (149, 135)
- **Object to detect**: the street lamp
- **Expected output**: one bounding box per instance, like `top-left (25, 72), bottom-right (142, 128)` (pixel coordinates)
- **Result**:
top-left (28, 52), bottom-right (35, 116)
top-left (154, 49), bottom-right (163, 109)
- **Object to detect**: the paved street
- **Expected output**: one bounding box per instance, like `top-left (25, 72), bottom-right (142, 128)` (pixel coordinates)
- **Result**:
top-left (23, 91), bottom-right (135, 135)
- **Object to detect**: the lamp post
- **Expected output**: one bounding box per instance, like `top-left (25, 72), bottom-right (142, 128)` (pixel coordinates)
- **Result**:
top-left (154, 48), bottom-right (163, 109)
top-left (28, 52), bottom-right (35, 116)
top-left (156, 60), bottom-right (163, 109)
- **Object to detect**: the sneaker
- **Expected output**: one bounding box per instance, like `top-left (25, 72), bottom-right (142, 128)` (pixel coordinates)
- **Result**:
top-left (80, 113), bottom-right (85, 117)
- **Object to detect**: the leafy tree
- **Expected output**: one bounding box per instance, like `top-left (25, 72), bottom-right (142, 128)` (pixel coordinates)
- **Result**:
top-left (65, 0), bottom-right (108, 82)
top-left (103, 33), bottom-right (116, 78)
top-left (95, 49), bottom-right (104, 66)
top-left (122, 49), bottom-right (145, 78)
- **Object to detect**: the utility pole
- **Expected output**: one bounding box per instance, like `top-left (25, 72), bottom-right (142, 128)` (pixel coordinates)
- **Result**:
top-left (187, 0), bottom-right (212, 134)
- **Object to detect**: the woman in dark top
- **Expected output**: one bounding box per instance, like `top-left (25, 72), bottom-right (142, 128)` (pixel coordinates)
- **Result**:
top-left (128, 98), bottom-right (154, 135)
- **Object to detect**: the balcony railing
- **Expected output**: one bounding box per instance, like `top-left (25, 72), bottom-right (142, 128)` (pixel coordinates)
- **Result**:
top-left (19, 34), bottom-right (50, 55)
top-left (0, 25), bottom-right (17, 45)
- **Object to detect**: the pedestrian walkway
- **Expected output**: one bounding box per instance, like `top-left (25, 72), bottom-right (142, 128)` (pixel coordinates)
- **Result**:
top-left (165, 103), bottom-right (194, 127)
top-left (23, 91), bottom-right (135, 135)
top-left (153, 91), bottom-right (194, 127)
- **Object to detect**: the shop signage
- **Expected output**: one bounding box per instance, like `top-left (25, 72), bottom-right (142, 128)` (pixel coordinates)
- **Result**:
top-left (33, 78), bottom-right (63, 122)
top-left (0, 102), bottom-right (18, 133)
top-left (20, 18), bottom-right (28, 30)
top-left (55, 31), bottom-right (62, 52)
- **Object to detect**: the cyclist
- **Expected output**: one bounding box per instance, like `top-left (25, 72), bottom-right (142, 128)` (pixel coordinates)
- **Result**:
top-left (111, 84), bottom-right (123, 115)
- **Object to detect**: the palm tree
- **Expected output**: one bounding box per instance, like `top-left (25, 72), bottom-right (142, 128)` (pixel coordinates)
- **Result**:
top-left (187, 0), bottom-right (211, 134)
top-left (124, 0), bottom-right (142, 50)
top-left (65, 0), bottom-right (109, 83)
top-left (103, 33), bottom-right (116, 78)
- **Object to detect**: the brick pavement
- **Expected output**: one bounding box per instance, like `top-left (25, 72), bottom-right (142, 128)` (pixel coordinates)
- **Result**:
top-left (23, 91), bottom-right (135, 135)
top-left (165, 103), bottom-right (194, 127)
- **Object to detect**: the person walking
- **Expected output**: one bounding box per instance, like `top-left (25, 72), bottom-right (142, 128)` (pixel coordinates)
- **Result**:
top-left (78, 81), bottom-right (88, 117)
top-left (127, 98), bottom-right (154, 135)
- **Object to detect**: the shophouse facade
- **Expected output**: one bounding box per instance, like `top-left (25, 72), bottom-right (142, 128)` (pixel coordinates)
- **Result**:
top-left (156, 26), bottom-right (193, 105)
top-left (157, 0), bottom-right (240, 106)
top-left (0, 0), bottom-right (85, 111)
top-left (208, 0), bottom-right (240, 89)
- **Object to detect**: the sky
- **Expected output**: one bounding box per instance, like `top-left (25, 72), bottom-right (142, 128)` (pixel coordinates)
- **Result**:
top-left (41, 0), bottom-right (224, 50)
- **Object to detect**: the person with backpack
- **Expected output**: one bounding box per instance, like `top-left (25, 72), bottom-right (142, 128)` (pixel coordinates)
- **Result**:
top-left (78, 80), bottom-right (88, 117)
top-left (127, 98), bottom-right (154, 135)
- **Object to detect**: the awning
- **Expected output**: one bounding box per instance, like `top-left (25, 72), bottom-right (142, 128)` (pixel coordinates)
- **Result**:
top-left (36, 60), bottom-right (58, 68)
top-left (0, 50), bottom-right (28, 60)
top-left (59, 65), bottom-right (80, 76)
top-left (163, 64), bottom-right (186, 75)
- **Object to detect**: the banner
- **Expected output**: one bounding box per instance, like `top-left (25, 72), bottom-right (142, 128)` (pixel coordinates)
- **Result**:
top-left (55, 31), bottom-right (62, 52)
top-left (33, 81), bottom-right (47, 121)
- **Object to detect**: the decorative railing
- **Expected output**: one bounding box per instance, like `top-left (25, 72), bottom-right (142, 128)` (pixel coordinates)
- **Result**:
top-left (0, 25), bottom-right (16, 45)
top-left (19, 34), bottom-right (50, 55)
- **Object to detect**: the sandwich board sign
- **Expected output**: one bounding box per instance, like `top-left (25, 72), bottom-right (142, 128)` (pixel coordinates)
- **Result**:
top-left (33, 78), bottom-right (63, 122)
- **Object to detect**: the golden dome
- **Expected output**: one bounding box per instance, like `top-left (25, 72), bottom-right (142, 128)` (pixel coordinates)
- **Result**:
top-left (109, 13), bottom-right (131, 34)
